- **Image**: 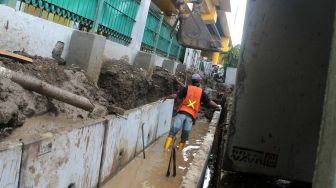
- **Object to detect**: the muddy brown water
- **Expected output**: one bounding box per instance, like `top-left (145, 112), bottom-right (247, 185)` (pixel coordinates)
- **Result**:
top-left (103, 121), bottom-right (210, 188)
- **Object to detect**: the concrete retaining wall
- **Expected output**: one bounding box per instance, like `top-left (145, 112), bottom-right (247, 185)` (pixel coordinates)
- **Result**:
top-left (133, 51), bottom-right (174, 72)
top-left (20, 122), bottom-right (105, 187)
top-left (0, 141), bottom-right (22, 188)
top-left (225, 67), bottom-right (237, 85)
top-left (0, 100), bottom-right (174, 187)
top-left (0, 5), bottom-right (138, 65)
top-left (103, 40), bottom-right (138, 65)
top-left (67, 30), bottom-right (106, 83)
top-left (100, 110), bottom-right (142, 184)
top-left (180, 111), bottom-right (221, 188)
top-left (313, 9), bottom-right (336, 187)
top-left (224, 0), bottom-right (335, 182)
top-left (0, 5), bottom-right (73, 59)
top-left (0, 5), bottom-right (186, 69)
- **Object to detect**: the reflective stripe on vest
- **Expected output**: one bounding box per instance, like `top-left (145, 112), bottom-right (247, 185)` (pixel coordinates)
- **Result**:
top-left (178, 86), bottom-right (202, 119)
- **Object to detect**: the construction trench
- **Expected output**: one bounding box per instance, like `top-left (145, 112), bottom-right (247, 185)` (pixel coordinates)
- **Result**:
top-left (0, 20), bottom-right (314, 188)
top-left (0, 52), bottom-right (227, 187)
top-left (3, 0), bottom-right (336, 187)
top-left (0, 50), bottom-right (312, 188)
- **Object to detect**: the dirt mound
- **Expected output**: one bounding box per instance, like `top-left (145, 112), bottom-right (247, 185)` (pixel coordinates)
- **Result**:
top-left (0, 55), bottom-right (107, 138)
top-left (98, 60), bottom-right (181, 110)
top-left (0, 78), bottom-right (49, 136)
top-left (151, 66), bottom-right (181, 98)
top-left (175, 69), bottom-right (193, 85)
top-left (201, 76), bottom-right (233, 120)
top-left (3, 55), bottom-right (68, 85)
top-left (0, 56), bottom-right (184, 138)
top-left (0, 53), bottom-right (226, 139)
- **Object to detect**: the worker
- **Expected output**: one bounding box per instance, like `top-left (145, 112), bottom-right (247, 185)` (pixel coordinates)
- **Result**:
top-left (163, 73), bottom-right (220, 151)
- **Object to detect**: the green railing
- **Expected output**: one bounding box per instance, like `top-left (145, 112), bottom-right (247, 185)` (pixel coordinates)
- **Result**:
top-left (0, 0), bottom-right (16, 8)
top-left (141, 9), bottom-right (185, 62)
top-left (1, 1), bottom-right (186, 60)
top-left (20, 0), bottom-right (97, 28)
top-left (8, 0), bottom-right (140, 45)
top-left (98, 0), bottom-right (140, 45)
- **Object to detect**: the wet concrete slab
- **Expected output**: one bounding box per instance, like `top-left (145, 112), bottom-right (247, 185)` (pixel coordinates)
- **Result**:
top-left (103, 121), bottom-right (210, 188)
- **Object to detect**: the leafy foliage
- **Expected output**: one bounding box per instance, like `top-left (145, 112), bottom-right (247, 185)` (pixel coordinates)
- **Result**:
top-left (222, 45), bottom-right (241, 68)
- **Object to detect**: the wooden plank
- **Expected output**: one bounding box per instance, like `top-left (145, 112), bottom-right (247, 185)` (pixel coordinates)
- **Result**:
top-left (0, 50), bottom-right (33, 63)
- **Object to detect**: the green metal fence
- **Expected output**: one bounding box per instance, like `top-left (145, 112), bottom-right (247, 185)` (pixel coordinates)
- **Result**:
top-left (8, 0), bottom-right (140, 45)
top-left (141, 9), bottom-right (185, 62)
top-left (1, 1), bottom-right (186, 61)
top-left (0, 0), bottom-right (16, 8)
top-left (21, 0), bottom-right (97, 28)
top-left (98, 0), bottom-right (140, 45)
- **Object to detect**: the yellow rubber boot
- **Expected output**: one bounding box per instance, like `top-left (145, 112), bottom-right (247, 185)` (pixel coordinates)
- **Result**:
top-left (178, 142), bottom-right (185, 152)
top-left (164, 136), bottom-right (173, 150)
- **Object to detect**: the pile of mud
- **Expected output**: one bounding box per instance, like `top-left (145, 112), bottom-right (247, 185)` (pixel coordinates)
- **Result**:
top-left (0, 52), bottom-right (227, 139)
top-left (175, 69), bottom-right (193, 85)
top-left (202, 77), bottom-right (233, 120)
top-left (0, 56), bottom-right (183, 138)
top-left (0, 55), bottom-right (108, 138)
top-left (98, 60), bottom-right (181, 110)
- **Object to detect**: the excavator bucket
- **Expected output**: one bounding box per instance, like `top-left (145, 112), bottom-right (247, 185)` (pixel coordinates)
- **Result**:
top-left (175, 2), bottom-right (223, 52)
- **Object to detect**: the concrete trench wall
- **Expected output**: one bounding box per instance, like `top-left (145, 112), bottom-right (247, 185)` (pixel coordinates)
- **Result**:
top-left (0, 5), bottom-right (73, 59)
top-left (0, 100), bottom-right (174, 188)
top-left (20, 122), bottom-right (105, 188)
top-left (224, 0), bottom-right (335, 183)
top-left (180, 111), bottom-right (221, 188)
top-left (225, 67), bottom-right (237, 85)
top-left (0, 142), bottom-right (22, 188)
top-left (312, 9), bottom-right (336, 188)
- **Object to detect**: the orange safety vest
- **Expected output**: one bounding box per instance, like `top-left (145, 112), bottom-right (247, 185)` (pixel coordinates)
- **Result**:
top-left (178, 85), bottom-right (203, 119)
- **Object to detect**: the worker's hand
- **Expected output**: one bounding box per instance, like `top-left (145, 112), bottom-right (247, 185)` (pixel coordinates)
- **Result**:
top-left (215, 105), bottom-right (222, 111)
